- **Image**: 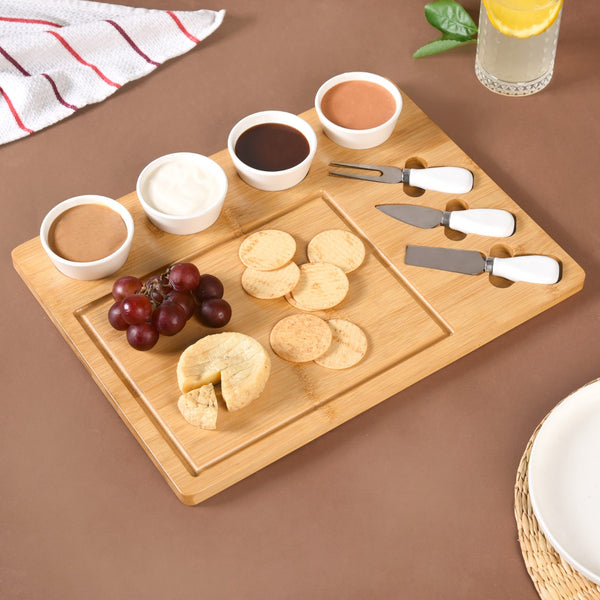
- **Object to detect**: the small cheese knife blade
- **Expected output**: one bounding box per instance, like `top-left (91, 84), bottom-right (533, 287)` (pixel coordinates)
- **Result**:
top-left (377, 205), bottom-right (515, 237)
top-left (405, 245), bottom-right (561, 284)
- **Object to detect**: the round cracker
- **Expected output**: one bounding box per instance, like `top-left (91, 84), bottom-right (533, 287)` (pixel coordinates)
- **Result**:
top-left (307, 229), bottom-right (365, 273)
top-left (270, 314), bottom-right (332, 363)
top-left (283, 292), bottom-right (304, 310)
top-left (315, 319), bottom-right (368, 369)
top-left (239, 229), bottom-right (296, 271)
top-left (241, 262), bottom-right (300, 299)
top-left (290, 262), bottom-right (349, 311)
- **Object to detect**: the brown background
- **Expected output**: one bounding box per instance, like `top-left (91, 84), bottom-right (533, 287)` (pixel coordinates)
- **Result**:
top-left (2, 1), bottom-right (599, 598)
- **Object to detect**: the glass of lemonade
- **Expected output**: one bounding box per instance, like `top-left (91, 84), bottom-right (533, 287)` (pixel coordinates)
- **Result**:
top-left (475, 0), bottom-right (563, 96)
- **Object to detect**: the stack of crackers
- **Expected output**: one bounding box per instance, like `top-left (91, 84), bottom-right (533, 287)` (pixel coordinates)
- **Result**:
top-left (239, 228), bottom-right (368, 369)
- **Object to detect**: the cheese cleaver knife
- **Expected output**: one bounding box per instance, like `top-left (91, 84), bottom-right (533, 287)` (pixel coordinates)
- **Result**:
top-left (405, 245), bottom-right (561, 284)
top-left (377, 204), bottom-right (515, 237)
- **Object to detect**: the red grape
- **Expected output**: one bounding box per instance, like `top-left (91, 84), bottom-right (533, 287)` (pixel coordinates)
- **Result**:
top-left (112, 276), bottom-right (142, 301)
top-left (108, 301), bottom-right (128, 331)
top-left (121, 294), bottom-right (152, 325)
top-left (197, 298), bottom-right (232, 328)
top-left (126, 322), bottom-right (159, 351)
top-left (166, 290), bottom-right (196, 320)
top-left (152, 302), bottom-right (187, 336)
top-left (168, 262), bottom-right (200, 292)
top-left (192, 274), bottom-right (224, 303)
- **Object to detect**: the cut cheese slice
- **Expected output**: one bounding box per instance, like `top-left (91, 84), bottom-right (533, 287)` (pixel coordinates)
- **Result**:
top-left (178, 384), bottom-right (218, 429)
top-left (177, 332), bottom-right (271, 412)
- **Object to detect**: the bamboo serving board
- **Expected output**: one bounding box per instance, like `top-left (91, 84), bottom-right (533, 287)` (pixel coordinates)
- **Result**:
top-left (12, 92), bottom-right (585, 505)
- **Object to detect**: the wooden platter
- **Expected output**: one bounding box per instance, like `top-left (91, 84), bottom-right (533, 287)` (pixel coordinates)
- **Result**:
top-left (12, 91), bottom-right (585, 505)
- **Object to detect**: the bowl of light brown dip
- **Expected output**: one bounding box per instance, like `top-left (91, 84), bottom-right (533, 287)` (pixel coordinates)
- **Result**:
top-left (40, 195), bottom-right (134, 280)
top-left (315, 71), bottom-right (403, 149)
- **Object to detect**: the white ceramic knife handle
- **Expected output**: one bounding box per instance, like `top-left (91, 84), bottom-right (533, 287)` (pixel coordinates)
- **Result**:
top-left (407, 167), bottom-right (474, 194)
top-left (490, 255), bottom-right (561, 284)
top-left (447, 208), bottom-right (515, 237)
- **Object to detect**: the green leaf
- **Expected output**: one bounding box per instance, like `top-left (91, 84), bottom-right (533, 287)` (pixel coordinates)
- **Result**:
top-left (424, 0), bottom-right (478, 39)
top-left (412, 37), bottom-right (476, 58)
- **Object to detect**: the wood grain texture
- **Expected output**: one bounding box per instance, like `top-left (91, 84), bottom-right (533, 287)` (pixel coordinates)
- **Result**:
top-left (11, 92), bottom-right (585, 505)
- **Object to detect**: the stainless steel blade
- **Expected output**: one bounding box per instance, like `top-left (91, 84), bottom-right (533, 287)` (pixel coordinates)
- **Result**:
top-left (377, 204), bottom-right (443, 229)
top-left (405, 245), bottom-right (486, 275)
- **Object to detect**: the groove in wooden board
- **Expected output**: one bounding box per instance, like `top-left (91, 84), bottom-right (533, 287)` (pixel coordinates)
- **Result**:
top-left (75, 194), bottom-right (450, 476)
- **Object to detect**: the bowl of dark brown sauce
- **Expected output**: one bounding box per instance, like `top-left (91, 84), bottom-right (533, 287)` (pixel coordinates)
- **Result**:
top-left (315, 72), bottom-right (402, 149)
top-left (40, 195), bottom-right (134, 280)
top-left (227, 111), bottom-right (317, 191)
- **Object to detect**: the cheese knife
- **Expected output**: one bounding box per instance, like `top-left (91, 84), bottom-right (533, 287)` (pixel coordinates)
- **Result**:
top-left (377, 204), bottom-right (515, 237)
top-left (405, 245), bottom-right (561, 284)
top-left (329, 162), bottom-right (474, 194)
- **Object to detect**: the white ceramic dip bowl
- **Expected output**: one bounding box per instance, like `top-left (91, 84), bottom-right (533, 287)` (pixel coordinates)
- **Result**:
top-left (227, 110), bottom-right (317, 191)
top-left (315, 71), bottom-right (403, 150)
top-left (40, 194), bottom-right (134, 281)
top-left (136, 152), bottom-right (228, 235)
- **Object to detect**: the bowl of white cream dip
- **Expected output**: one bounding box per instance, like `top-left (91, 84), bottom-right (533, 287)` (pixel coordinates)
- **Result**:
top-left (136, 152), bottom-right (228, 235)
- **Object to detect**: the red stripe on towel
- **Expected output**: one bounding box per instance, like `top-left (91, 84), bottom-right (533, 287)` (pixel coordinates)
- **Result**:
top-left (0, 16), bottom-right (63, 28)
top-left (106, 20), bottom-right (160, 66)
top-left (0, 45), bottom-right (30, 75)
top-left (167, 11), bottom-right (200, 44)
top-left (0, 87), bottom-right (34, 134)
top-left (46, 30), bottom-right (121, 88)
top-left (0, 46), bottom-right (78, 112)
top-left (42, 74), bottom-right (78, 111)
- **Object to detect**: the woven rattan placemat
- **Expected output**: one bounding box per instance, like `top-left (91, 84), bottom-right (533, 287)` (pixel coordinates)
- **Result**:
top-left (514, 412), bottom-right (600, 600)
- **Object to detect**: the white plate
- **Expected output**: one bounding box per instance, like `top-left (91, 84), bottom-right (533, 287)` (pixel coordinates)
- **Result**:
top-left (528, 378), bottom-right (600, 584)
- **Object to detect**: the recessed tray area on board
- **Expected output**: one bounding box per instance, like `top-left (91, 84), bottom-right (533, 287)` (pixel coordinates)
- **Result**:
top-left (76, 194), bottom-right (451, 476)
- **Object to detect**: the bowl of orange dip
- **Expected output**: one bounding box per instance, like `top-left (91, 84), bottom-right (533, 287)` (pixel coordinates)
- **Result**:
top-left (40, 195), bottom-right (134, 280)
top-left (315, 71), bottom-right (403, 149)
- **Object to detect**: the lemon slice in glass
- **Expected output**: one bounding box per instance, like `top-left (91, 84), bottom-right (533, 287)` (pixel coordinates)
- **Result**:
top-left (483, 0), bottom-right (563, 38)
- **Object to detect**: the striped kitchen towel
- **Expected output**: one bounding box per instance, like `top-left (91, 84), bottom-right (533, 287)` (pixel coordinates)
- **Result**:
top-left (0, 0), bottom-right (225, 145)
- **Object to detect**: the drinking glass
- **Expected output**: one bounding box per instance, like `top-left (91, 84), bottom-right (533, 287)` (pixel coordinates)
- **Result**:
top-left (475, 0), bottom-right (563, 96)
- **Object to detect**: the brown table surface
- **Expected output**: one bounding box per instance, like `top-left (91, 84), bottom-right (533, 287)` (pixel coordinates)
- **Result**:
top-left (2, 1), bottom-right (599, 598)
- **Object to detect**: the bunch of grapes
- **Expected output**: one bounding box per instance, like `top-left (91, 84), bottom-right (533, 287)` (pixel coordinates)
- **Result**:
top-left (108, 262), bottom-right (232, 351)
